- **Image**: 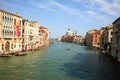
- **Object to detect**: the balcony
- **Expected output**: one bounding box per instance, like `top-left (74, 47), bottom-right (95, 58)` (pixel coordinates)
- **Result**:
top-left (2, 35), bottom-right (14, 38)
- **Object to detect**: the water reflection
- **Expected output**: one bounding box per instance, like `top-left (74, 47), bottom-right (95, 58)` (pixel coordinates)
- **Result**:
top-left (64, 53), bottom-right (120, 80)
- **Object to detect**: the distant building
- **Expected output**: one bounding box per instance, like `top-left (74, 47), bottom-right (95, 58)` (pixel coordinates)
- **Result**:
top-left (62, 28), bottom-right (84, 43)
top-left (72, 35), bottom-right (84, 44)
top-left (39, 26), bottom-right (49, 47)
top-left (85, 30), bottom-right (101, 47)
top-left (61, 28), bottom-right (73, 42)
top-left (66, 28), bottom-right (72, 36)
top-left (72, 31), bottom-right (78, 36)
top-left (111, 17), bottom-right (120, 62)
top-left (61, 35), bottom-right (73, 42)
top-left (85, 30), bottom-right (96, 46)
top-left (92, 30), bottom-right (101, 47)
top-left (0, 9), bottom-right (22, 54)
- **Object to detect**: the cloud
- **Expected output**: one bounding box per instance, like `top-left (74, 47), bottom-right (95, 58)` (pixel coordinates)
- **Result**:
top-left (86, 10), bottom-right (96, 15)
top-left (33, 0), bottom-right (82, 15)
top-left (37, 4), bottom-right (56, 12)
top-left (94, 0), bottom-right (120, 16)
top-left (50, 0), bottom-right (82, 15)
top-left (85, 10), bottom-right (111, 23)
top-left (34, 0), bottom-right (114, 23)
top-left (71, 0), bottom-right (81, 3)
top-left (0, 0), bottom-right (16, 8)
top-left (1, 0), bottom-right (118, 24)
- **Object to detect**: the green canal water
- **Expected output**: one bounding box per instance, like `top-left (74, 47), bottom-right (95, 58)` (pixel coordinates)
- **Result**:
top-left (0, 42), bottom-right (120, 80)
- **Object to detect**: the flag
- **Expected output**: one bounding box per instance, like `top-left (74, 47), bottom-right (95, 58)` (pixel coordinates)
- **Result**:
top-left (16, 25), bottom-right (20, 38)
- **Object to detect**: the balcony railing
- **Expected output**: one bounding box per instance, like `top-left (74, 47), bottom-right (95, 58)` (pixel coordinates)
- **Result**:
top-left (1, 35), bottom-right (14, 38)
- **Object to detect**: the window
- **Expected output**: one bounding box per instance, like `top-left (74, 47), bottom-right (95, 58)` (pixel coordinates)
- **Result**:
top-left (2, 16), bottom-right (4, 22)
top-left (2, 44), bottom-right (4, 50)
top-left (111, 31), bottom-right (113, 35)
top-left (14, 31), bottom-right (16, 36)
top-left (11, 44), bottom-right (13, 49)
top-left (14, 19), bottom-right (16, 25)
top-left (14, 44), bottom-right (16, 48)
top-left (22, 30), bottom-right (24, 33)
top-left (95, 35), bottom-right (97, 38)
top-left (14, 39), bottom-right (16, 43)
top-left (22, 21), bottom-right (24, 25)
top-left (19, 20), bottom-right (21, 26)
top-left (111, 38), bottom-right (112, 42)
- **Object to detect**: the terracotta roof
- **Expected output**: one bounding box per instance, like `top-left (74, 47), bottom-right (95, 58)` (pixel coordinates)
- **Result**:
top-left (39, 26), bottom-right (48, 29)
top-left (29, 21), bottom-right (38, 23)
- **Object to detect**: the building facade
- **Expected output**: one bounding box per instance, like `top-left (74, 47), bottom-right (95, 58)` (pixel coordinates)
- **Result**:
top-left (85, 30), bottom-right (101, 47)
top-left (39, 26), bottom-right (49, 47)
top-left (101, 25), bottom-right (113, 53)
top-left (92, 30), bottom-right (101, 47)
top-left (111, 17), bottom-right (120, 62)
top-left (66, 28), bottom-right (72, 36)
top-left (0, 9), bottom-right (22, 54)
top-left (85, 30), bottom-right (96, 46)
top-left (62, 28), bottom-right (84, 43)
top-left (61, 28), bottom-right (73, 42)
top-left (22, 19), bottom-right (39, 51)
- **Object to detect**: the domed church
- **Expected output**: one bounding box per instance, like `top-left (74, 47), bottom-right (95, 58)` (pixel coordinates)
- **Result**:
top-left (66, 28), bottom-right (72, 36)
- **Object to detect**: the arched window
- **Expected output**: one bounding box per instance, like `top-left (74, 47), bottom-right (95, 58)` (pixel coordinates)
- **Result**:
top-left (14, 19), bottom-right (16, 25)
top-left (2, 16), bottom-right (4, 22)
top-left (2, 30), bottom-right (4, 35)
top-left (2, 44), bottom-right (4, 50)
top-left (4, 16), bottom-right (6, 23)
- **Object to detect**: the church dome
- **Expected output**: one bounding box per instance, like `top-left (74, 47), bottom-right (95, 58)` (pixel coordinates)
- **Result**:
top-left (66, 28), bottom-right (72, 36)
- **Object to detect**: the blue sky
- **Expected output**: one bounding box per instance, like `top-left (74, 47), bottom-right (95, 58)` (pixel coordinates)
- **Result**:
top-left (0, 0), bottom-right (120, 38)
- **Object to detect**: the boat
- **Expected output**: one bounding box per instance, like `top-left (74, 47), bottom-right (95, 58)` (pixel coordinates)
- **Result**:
top-left (67, 48), bottom-right (70, 50)
top-left (15, 52), bottom-right (27, 56)
top-left (0, 54), bottom-right (12, 58)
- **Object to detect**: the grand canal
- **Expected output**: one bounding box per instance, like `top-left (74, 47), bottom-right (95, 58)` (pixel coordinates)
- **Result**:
top-left (0, 42), bottom-right (120, 80)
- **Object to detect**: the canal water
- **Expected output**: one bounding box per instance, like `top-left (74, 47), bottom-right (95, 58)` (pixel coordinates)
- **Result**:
top-left (0, 42), bottom-right (120, 80)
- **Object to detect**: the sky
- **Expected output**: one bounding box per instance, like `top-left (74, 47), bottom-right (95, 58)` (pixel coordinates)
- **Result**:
top-left (0, 0), bottom-right (120, 38)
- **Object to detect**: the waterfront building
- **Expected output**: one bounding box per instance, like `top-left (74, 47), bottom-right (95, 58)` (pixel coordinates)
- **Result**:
top-left (0, 9), bottom-right (22, 54)
top-left (62, 28), bottom-right (84, 43)
top-left (111, 17), bottom-right (120, 62)
top-left (22, 19), bottom-right (39, 50)
top-left (72, 35), bottom-right (84, 44)
top-left (99, 27), bottom-right (106, 46)
top-left (61, 35), bottom-right (73, 42)
top-left (85, 30), bottom-right (96, 46)
top-left (72, 31), bottom-right (84, 44)
top-left (85, 30), bottom-right (101, 47)
top-left (72, 31), bottom-right (84, 43)
top-left (101, 25), bottom-right (113, 53)
top-left (72, 31), bottom-right (78, 36)
top-left (61, 28), bottom-right (73, 42)
top-left (92, 30), bottom-right (101, 47)
top-left (101, 25), bottom-right (113, 45)
top-left (39, 26), bottom-right (49, 47)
